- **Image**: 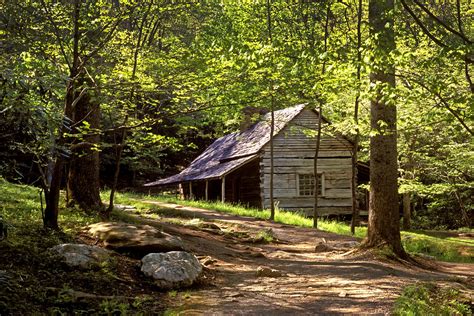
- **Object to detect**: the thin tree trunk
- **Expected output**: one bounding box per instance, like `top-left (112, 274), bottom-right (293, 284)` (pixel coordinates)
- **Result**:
top-left (266, 0), bottom-right (276, 221)
top-left (105, 1), bottom-right (153, 218)
top-left (365, 0), bottom-right (406, 257)
top-left (43, 0), bottom-right (81, 229)
top-left (454, 190), bottom-right (471, 228)
top-left (313, 3), bottom-right (330, 228)
top-left (351, 0), bottom-right (363, 235)
top-left (313, 104), bottom-right (322, 228)
top-left (269, 95), bottom-right (275, 220)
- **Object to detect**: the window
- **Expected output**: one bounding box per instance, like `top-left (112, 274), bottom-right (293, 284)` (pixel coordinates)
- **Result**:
top-left (298, 174), bottom-right (324, 196)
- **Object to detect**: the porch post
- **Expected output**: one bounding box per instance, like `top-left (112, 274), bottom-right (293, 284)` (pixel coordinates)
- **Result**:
top-left (188, 182), bottom-right (193, 200)
top-left (178, 183), bottom-right (184, 200)
top-left (205, 180), bottom-right (209, 201)
top-left (221, 176), bottom-right (225, 203)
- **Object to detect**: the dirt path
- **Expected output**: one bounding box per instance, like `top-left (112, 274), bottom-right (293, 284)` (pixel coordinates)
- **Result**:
top-left (125, 201), bottom-right (473, 315)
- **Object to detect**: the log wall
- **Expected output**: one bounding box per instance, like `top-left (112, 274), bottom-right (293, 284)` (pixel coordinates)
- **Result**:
top-left (261, 109), bottom-right (354, 215)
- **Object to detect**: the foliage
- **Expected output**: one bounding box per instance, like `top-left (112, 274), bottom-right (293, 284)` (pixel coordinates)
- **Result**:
top-left (393, 282), bottom-right (472, 316)
top-left (0, 0), bottom-right (472, 228)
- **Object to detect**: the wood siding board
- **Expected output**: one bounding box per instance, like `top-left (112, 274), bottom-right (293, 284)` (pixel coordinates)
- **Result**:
top-left (259, 108), bottom-right (354, 213)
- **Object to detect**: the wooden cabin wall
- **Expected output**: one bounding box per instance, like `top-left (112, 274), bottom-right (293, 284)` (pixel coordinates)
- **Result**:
top-left (260, 109), bottom-right (354, 216)
top-left (225, 158), bottom-right (261, 208)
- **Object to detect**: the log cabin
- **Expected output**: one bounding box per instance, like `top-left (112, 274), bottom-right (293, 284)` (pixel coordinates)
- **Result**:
top-left (145, 104), bottom-right (369, 216)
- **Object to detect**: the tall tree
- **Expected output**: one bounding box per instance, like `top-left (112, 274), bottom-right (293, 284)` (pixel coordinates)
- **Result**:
top-left (313, 2), bottom-right (331, 228)
top-left (364, 0), bottom-right (406, 257)
top-left (266, 0), bottom-right (276, 221)
top-left (350, 0), bottom-right (363, 235)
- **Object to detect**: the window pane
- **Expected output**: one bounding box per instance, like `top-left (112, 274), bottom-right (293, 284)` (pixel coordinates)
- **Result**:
top-left (298, 174), bottom-right (322, 196)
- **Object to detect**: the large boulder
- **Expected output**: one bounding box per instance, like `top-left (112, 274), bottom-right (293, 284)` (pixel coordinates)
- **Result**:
top-left (49, 244), bottom-right (110, 269)
top-left (87, 222), bottom-right (184, 257)
top-left (141, 251), bottom-right (202, 289)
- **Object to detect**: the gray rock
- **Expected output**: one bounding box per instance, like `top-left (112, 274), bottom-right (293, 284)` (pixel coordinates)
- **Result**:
top-left (50, 244), bottom-right (110, 269)
top-left (314, 242), bottom-right (334, 253)
top-left (114, 204), bottom-right (137, 211)
top-left (256, 266), bottom-right (283, 278)
top-left (335, 241), bottom-right (359, 249)
top-left (141, 251), bottom-right (202, 289)
top-left (87, 222), bottom-right (184, 256)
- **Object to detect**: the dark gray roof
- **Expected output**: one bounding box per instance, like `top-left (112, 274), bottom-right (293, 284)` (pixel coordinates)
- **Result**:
top-left (145, 104), bottom-right (307, 186)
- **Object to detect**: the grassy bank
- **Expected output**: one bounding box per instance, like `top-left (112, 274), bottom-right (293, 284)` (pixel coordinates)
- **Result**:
top-left (0, 179), bottom-right (166, 314)
top-left (112, 191), bottom-right (474, 263)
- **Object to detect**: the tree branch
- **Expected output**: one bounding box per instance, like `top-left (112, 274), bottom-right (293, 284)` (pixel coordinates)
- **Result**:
top-left (411, 0), bottom-right (472, 44)
top-left (399, 0), bottom-right (448, 49)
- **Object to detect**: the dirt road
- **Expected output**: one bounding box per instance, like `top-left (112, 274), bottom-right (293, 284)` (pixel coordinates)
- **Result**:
top-left (126, 201), bottom-right (473, 315)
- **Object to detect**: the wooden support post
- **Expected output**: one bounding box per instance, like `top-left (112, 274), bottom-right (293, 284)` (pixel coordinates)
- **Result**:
top-left (178, 183), bottom-right (184, 200)
top-left (188, 182), bottom-right (193, 200)
top-left (221, 176), bottom-right (225, 203)
top-left (205, 180), bottom-right (209, 201)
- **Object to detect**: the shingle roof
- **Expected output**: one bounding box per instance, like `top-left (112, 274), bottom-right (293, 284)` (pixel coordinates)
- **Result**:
top-left (144, 104), bottom-right (307, 186)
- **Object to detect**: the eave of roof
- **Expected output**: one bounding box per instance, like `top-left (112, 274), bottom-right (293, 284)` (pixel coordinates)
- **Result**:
top-left (144, 154), bottom-right (258, 186)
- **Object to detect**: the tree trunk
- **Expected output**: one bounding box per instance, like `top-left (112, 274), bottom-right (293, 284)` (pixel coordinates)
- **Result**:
top-left (43, 160), bottom-right (63, 229)
top-left (266, 0), bottom-right (275, 221)
top-left (269, 95), bottom-right (275, 220)
top-left (350, 0), bottom-right (363, 235)
top-left (313, 3), bottom-right (330, 229)
top-left (365, 0), bottom-right (406, 257)
top-left (67, 89), bottom-right (103, 212)
top-left (313, 104), bottom-right (322, 228)
top-left (43, 0), bottom-right (81, 229)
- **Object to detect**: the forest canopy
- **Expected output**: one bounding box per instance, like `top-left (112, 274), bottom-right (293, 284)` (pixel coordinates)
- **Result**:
top-left (0, 0), bottom-right (472, 230)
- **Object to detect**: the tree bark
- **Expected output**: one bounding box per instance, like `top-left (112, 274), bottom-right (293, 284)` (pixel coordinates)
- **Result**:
top-left (365, 0), bottom-right (406, 257)
top-left (266, 0), bottom-right (275, 221)
top-left (313, 3), bottom-right (330, 229)
top-left (67, 88), bottom-right (103, 212)
top-left (313, 104), bottom-right (322, 228)
top-left (65, 0), bottom-right (102, 213)
top-left (351, 0), bottom-right (363, 235)
top-left (43, 0), bottom-right (81, 229)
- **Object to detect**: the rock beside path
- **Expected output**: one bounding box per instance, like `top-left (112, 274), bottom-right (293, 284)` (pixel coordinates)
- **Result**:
top-left (87, 222), bottom-right (184, 256)
top-left (49, 244), bottom-right (110, 269)
top-left (334, 241), bottom-right (359, 249)
top-left (314, 242), bottom-right (335, 253)
top-left (256, 266), bottom-right (284, 278)
top-left (141, 251), bottom-right (203, 289)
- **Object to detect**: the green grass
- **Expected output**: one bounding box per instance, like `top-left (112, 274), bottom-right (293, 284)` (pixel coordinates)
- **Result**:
top-left (110, 191), bottom-right (367, 236)
top-left (1, 179), bottom-right (471, 263)
top-left (110, 191), bottom-right (474, 263)
top-left (0, 178), bottom-right (100, 237)
top-left (0, 179), bottom-right (174, 314)
top-left (393, 282), bottom-right (472, 315)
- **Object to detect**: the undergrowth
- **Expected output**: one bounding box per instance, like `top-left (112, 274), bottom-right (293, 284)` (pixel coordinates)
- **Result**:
top-left (393, 282), bottom-right (472, 315)
top-left (0, 179), bottom-right (167, 314)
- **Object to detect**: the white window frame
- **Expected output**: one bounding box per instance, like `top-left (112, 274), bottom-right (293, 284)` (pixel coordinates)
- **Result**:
top-left (297, 173), bottom-right (325, 197)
